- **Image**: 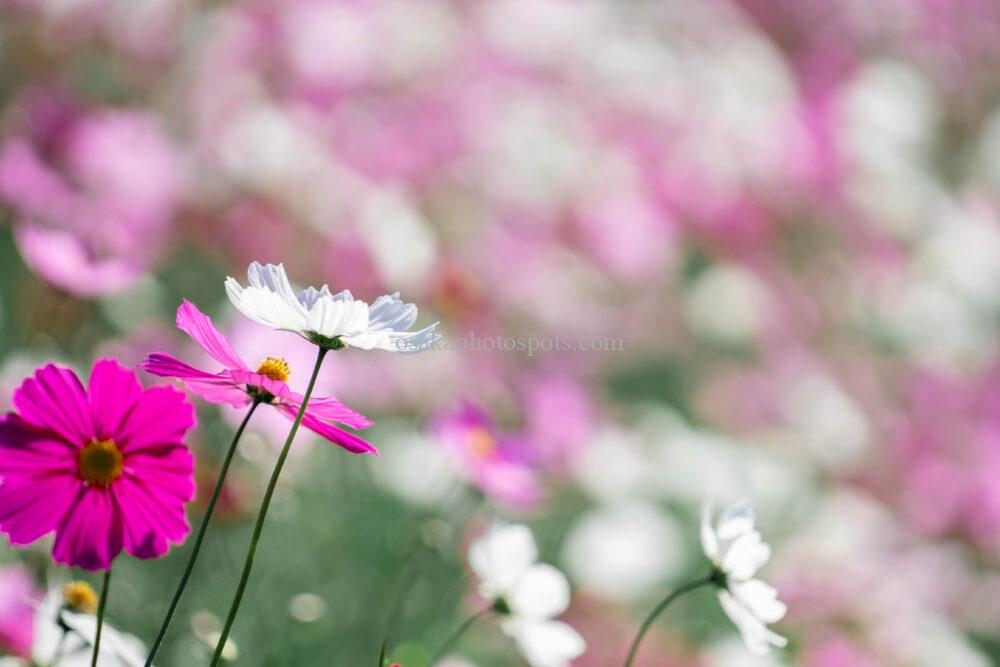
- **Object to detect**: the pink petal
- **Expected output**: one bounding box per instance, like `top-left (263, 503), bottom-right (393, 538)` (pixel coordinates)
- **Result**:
top-left (88, 358), bottom-right (143, 440)
top-left (289, 393), bottom-right (372, 429)
top-left (52, 488), bottom-right (124, 571)
top-left (279, 405), bottom-right (377, 455)
top-left (142, 353), bottom-right (250, 408)
top-left (176, 300), bottom-right (248, 371)
top-left (228, 370), bottom-right (293, 402)
top-left (0, 415), bottom-right (78, 477)
top-left (0, 474), bottom-right (79, 546)
top-left (12, 364), bottom-right (93, 446)
top-left (113, 447), bottom-right (193, 559)
top-left (116, 385), bottom-right (196, 454)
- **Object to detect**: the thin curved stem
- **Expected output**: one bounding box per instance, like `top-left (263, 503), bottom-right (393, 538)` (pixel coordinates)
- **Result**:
top-left (90, 569), bottom-right (112, 667)
top-left (209, 347), bottom-right (329, 666)
top-left (144, 400), bottom-right (263, 667)
top-left (428, 608), bottom-right (491, 665)
top-left (623, 575), bottom-right (714, 667)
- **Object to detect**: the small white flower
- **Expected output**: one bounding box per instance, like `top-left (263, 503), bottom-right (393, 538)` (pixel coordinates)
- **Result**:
top-left (30, 589), bottom-right (149, 667)
top-left (225, 261), bottom-right (439, 352)
top-left (701, 497), bottom-right (788, 656)
top-left (468, 524), bottom-right (586, 667)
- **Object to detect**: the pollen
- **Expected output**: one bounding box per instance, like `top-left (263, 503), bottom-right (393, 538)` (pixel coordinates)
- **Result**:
top-left (62, 580), bottom-right (99, 614)
top-left (256, 356), bottom-right (291, 382)
top-left (77, 439), bottom-right (124, 487)
top-left (466, 427), bottom-right (497, 459)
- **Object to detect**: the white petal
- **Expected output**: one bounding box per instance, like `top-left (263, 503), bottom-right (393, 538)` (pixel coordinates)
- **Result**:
top-left (716, 500), bottom-right (755, 541)
top-left (504, 619), bottom-right (586, 667)
top-left (507, 563), bottom-right (571, 620)
top-left (366, 292), bottom-right (419, 332)
top-left (303, 296), bottom-right (369, 338)
top-left (729, 579), bottom-right (787, 624)
top-left (700, 495), bottom-right (719, 561)
top-left (382, 323), bottom-right (441, 354)
top-left (297, 284), bottom-right (333, 309)
top-left (57, 612), bottom-right (148, 667)
top-left (469, 524), bottom-right (538, 598)
top-left (717, 590), bottom-right (787, 656)
top-left (721, 531), bottom-right (771, 581)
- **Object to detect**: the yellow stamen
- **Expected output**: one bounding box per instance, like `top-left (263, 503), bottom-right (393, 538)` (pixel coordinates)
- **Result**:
top-left (256, 356), bottom-right (291, 382)
top-left (62, 581), bottom-right (99, 614)
top-left (77, 439), bottom-right (124, 487)
top-left (466, 427), bottom-right (497, 459)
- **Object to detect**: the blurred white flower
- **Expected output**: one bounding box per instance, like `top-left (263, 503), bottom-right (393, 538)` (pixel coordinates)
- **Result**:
top-left (30, 588), bottom-right (148, 667)
top-left (562, 503), bottom-right (688, 602)
top-left (701, 498), bottom-right (787, 656)
top-left (684, 264), bottom-right (770, 345)
top-left (469, 524), bottom-right (586, 667)
top-left (225, 261), bottom-right (439, 352)
top-left (703, 637), bottom-right (789, 667)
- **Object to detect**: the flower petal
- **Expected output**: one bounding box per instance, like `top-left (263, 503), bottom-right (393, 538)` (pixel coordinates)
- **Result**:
top-left (88, 358), bottom-right (143, 440)
top-left (113, 447), bottom-right (194, 560)
top-left (12, 364), bottom-right (93, 445)
top-left (176, 300), bottom-right (248, 370)
top-left (0, 474), bottom-right (78, 546)
top-left (303, 297), bottom-right (369, 338)
top-left (700, 495), bottom-right (719, 561)
top-left (717, 589), bottom-right (787, 656)
top-left (277, 405), bottom-right (377, 455)
top-left (52, 488), bottom-right (124, 571)
top-left (288, 394), bottom-right (372, 429)
top-left (504, 619), bottom-right (586, 667)
top-left (716, 500), bottom-right (755, 541)
top-left (507, 563), bottom-right (571, 620)
top-left (366, 292), bottom-right (418, 333)
top-left (730, 578), bottom-right (787, 624)
top-left (141, 354), bottom-right (250, 408)
top-left (721, 531), bottom-right (770, 581)
top-left (469, 524), bottom-right (538, 599)
top-left (116, 386), bottom-right (195, 454)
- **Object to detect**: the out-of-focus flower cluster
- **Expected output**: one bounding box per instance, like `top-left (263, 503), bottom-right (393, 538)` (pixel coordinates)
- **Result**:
top-left (2, 0), bottom-right (1000, 665)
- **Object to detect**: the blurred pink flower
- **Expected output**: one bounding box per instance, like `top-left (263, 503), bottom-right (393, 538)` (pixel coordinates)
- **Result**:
top-left (521, 373), bottom-right (595, 470)
top-left (0, 89), bottom-right (183, 297)
top-left (802, 635), bottom-right (879, 667)
top-left (432, 402), bottom-right (541, 509)
top-left (0, 565), bottom-right (39, 658)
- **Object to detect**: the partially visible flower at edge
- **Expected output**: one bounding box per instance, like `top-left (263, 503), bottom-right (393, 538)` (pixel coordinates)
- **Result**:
top-left (225, 262), bottom-right (439, 352)
top-left (0, 358), bottom-right (196, 571)
top-left (142, 300), bottom-right (376, 455)
top-left (0, 565), bottom-right (40, 658)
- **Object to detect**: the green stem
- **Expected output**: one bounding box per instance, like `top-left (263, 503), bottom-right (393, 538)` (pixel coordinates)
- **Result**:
top-left (209, 347), bottom-right (329, 666)
top-left (144, 400), bottom-right (263, 667)
top-left (90, 569), bottom-right (112, 667)
top-left (428, 608), bottom-right (490, 665)
top-left (623, 575), bottom-right (714, 667)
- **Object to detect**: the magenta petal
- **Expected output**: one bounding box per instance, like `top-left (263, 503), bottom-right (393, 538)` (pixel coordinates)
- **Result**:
top-left (279, 405), bottom-right (377, 455)
top-left (113, 474), bottom-right (191, 560)
top-left (0, 474), bottom-right (78, 546)
top-left (116, 385), bottom-right (195, 453)
top-left (12, 364), bottom-right (93, 445)
top-left (142, 353), bottom-right (250, 408)
top-left (228, 370), bottom-right (293, 402)
top-left (290, 394), bottom-right (373, 429)
top-left (52, 488), bottom-right (124, 571)
top-left (0, 416), bottom-right (78, 477)
top-left (176, 300), bottom-right (248, 371)
top-left (88, 358), bottom-right (143, 440)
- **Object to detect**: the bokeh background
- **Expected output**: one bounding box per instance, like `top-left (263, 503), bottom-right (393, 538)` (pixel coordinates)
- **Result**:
top-left (2, 0), bottom-right (1000, 665)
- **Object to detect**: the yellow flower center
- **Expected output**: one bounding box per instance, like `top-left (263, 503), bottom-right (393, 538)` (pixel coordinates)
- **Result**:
top-left (256, 356), bottom-right (291, 382)
top-left (466, 428), bottom-right (497, 459)
top-left (62, 581), bottom-right (99, 614)
top-left (77, 439), bottom-right (124, 487)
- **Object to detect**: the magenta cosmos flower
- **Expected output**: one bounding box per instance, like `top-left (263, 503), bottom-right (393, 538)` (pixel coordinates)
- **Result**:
top-left (432, 402), bottom-right (541, 509)
top-left (0, 359), bottom-right (196, 571)
top-left (142, 300), bottom-right (375, 454)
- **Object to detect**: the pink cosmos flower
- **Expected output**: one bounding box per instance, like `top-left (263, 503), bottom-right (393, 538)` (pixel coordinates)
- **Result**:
top-left (142, 300), bottom-right (375, 455)
top-left (0, 359), bottom-right (196, 571)
top-left (0, 565), bottom-right (40, 658)
top-left (432, 402), bottom-right (540, 509)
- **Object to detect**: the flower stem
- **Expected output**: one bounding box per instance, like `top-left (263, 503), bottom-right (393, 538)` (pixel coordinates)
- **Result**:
top-left (90, 569), bottom-right (112, 667)
top-left (428, 608), bottom-right (491, 665)
top-left (209, 347), bottom-right (329, 666)
top-left (623, 575), bottom-right (714, 667)
top-left (144, 400), bottom-right (263, 667)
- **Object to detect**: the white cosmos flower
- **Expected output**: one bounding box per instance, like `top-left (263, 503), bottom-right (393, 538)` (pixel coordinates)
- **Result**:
top-left (701, 497), bottom-right (787, 656)
top-left (26, 589), bottom-right (149, 667)
top-left (468, 524), bottom-right (586, 667)
top-left (225, 262), bottom-right (439, 352)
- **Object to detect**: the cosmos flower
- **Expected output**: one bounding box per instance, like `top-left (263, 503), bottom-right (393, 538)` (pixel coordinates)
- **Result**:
top-left (0, 359), bottom-right (196, 571)
top-left (700, 497), bottom-right (787, 656)
top-left (468, 524), bottom-right (586, 667)
top-left (142, 300), bottom-right (376, 455)
top-left (224, 262), bottom-right (439, 352)
top-left (0, 566), bottom-right (39, 659)
top-left (432, 402), bottom-right (541, 508)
